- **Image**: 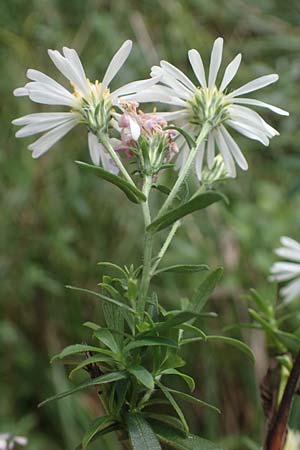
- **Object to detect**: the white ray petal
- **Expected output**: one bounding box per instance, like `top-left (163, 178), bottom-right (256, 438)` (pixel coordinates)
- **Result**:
top-left (28, 120), bottom-right (77, 158)
top-left (26, 81), bottom-right (75, 103)
top-left (270, 262), bottom-right (300, 273)
top-left (280, 236), bottom-right (300, 251)
top-left (129, 117), bottom-right (141, 141)
top-left (26, 86), bottom-right (77, 107)
top-left (280, 278), bottom-right (300, 303)
top-left (111, 75), bottom-right (161, 98)
top-left (62, 47), bottom-right (89, 96)
top-left (214, 127), bottom-right (236, 177)
top-left (160, 60), bottom-right (196, 92)
top-left (229, 74), bottom-right (278, 97)
top-left (227, 119), bottom-right (269, 146)
top-left (229, 104), bottom-right (278, 137)
top-left (88, 132), bottom-right (101, 166)
top-left (274, 248), bottom-right (300, 262)
top-left (13, 87), bottom-right (28, 96)
top-left (231, 97), bottom-right (289, 116)
top-left (207, 133), bottom-right (215, 169)
top-left (195, 142), bottom-right (205, 180)
top-left (208, 37), bottom-right (223, 88)
top-left (16, 116), bottom-right (77, 138)
top-left (100, 145), bottom-right (119, 175)
top-left (27, 69), bottom-right (66, 90)
top-left (12, 112), bottom-right (77, 126)
top-left (219, 53), bottom-right (242, 92)
top-left (101, 40), bottom-right (132, 93)
top-left (220, 125), bottom-right (248, 170)
top-left (188, 49), bottom-right (207, 88)
top-left (152, 110), bottom-right (189, 121)
top-left (269, 271), bottom-right (298, 283)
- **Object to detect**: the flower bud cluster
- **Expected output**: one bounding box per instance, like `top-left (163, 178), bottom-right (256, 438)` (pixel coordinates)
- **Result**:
top-left (116, 102), bottom-right (178, 176)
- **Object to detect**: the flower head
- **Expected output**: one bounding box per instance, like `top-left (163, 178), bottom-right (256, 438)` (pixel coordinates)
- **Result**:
top-left (12, 41), bottom-right (160, 172)
top-left (113, 102), bottom-right (178, 175)
top-left (148, 37), bottom-right (288, 179)
top-left (0, 434), bottom-right (27, 450)
top-left (269, 236), bottom-right (300, 303)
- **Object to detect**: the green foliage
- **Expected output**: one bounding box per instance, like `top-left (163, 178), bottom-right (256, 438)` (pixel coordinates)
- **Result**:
top-left (76, 161), bottom-right (146, 204)
top-left (147, 192), bottom-right (226, 233)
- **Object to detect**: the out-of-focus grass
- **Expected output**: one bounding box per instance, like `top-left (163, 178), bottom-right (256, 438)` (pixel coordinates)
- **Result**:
top-left (1, 0), bottom-right (300, 449)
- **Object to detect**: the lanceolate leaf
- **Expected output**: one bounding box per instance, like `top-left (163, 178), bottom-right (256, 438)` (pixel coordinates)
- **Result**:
top-left (206, 336), bottom-right (255, 363)
top-left (128, 413), bottom-right (162, 450)
top-left (154, 264), bottom-right (209, 276)
top-left (161, 369), bottom-right (195, 392)
top-left (69, 354), bottom-right (113, 379)
top-left (82, 416), bottom-right (114, 450)
top-left (166, 388), bottom-right (220, 414)
top-left (129, 366), bottom-right (155, 390)
top-left (156, 381), bottom-right (189, 432)
top-left (142, 311), bottom-right (200, 336)
top-left (152, 423), bottom-right (223, 450)
top-left (166, 126), bottom-right (196, 150)
top-left (76, 161), bottom-right (146, 203)
top-left (124, 337), bottom-right (178, 352)
top-left (65, 285), bottom-right (134, 312)
top-left (147, 192), bottom-right (226, 233)
top-left (93, 329), bottom-right (119, 353)
top-left (51, 344), bottom-right (112, 363)
top-left (189, 268), bottom-right (224, 314)
top-left (38, 371), bottom-right (127, 407)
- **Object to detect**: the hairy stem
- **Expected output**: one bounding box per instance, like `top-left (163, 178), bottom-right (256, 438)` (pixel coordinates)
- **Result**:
top-left (137, 175), bottom-right (153, 317)
top-left (157, 122), bottom-right (211, 217)
top-left (150, 220), bottom-right (181, 276)
top-left (98, 132), bottom-right (136, 186)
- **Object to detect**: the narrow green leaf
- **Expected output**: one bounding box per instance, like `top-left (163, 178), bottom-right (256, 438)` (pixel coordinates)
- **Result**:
top-left (97, 261), bottom-right (127, 277)
top-left (82, 416), bottom-right (114, 450)
top-left (152, 423), bottom-right (223, 450)
top-left (76, 161), bottom-right (146, 203)
top-left (51, 344), bottom-right (112, 363)
top-left (94, 329), bottom-right (119, 353)
top-left (65, 285), bottom-right (134, 312)
top-left (83, 322), bottom-right (101, 331)
top-left (69, 354), bottom-right (113, 379)
top-left (166, 126), bottom-right (196, 150)
top-left (161, 369), bottom-right (195, 392)
top-left (166, 388), bottom-right (220, 414)
top-left (154, 264), bottom-right (209, 276)
top-left (156, 381), bottom-right (189, 432)
top-left (142, 311), bottom-right (199, 336)
top-left (147, 192), bottom-right (226, 233)
top-left (74, 424), bottom-right (121, 450)
top-left (125, 337), bottom-right (178, 352)
top-left (189, 268), bottom-right (224, 313)
top-left (248, 309), bottom-right (285, 351)
top-left (145, 413), bottom-right (185, 431)
top-left (128, 413), bottom-right (162, 450)
top-left (275, 330), bottom-right (300, 354)
top-left (38, 371), bottom-right (127, 407)
top-left (206, 336), bottom-right (255, 363)
top-left (129, 366), bottom-right (154, 390)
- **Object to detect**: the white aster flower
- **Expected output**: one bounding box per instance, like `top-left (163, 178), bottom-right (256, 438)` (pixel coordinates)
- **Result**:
top-left (284, 429), bottom-right (300, 450)
top-left (0, 434), bottom-right (28, 450)
top-left (12, 40), bottom-right (160, 172)
top-left (148, 37), bottom-right (288, 179)
top-left (269, 236), bottom-right (300, 303)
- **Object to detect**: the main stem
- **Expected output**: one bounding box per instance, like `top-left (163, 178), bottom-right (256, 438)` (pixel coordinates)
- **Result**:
top-left (157, 122), bottom-right (211, 217)
top-left (137, 175), bottom-right (153, 318)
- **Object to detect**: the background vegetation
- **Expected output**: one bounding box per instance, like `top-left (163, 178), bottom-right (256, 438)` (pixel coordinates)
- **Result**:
top-left (1, 0), bottom-right (300, 448)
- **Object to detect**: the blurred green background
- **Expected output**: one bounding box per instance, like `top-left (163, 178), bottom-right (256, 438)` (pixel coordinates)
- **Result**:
top-left (1, 0), bottom-right (300, 449)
